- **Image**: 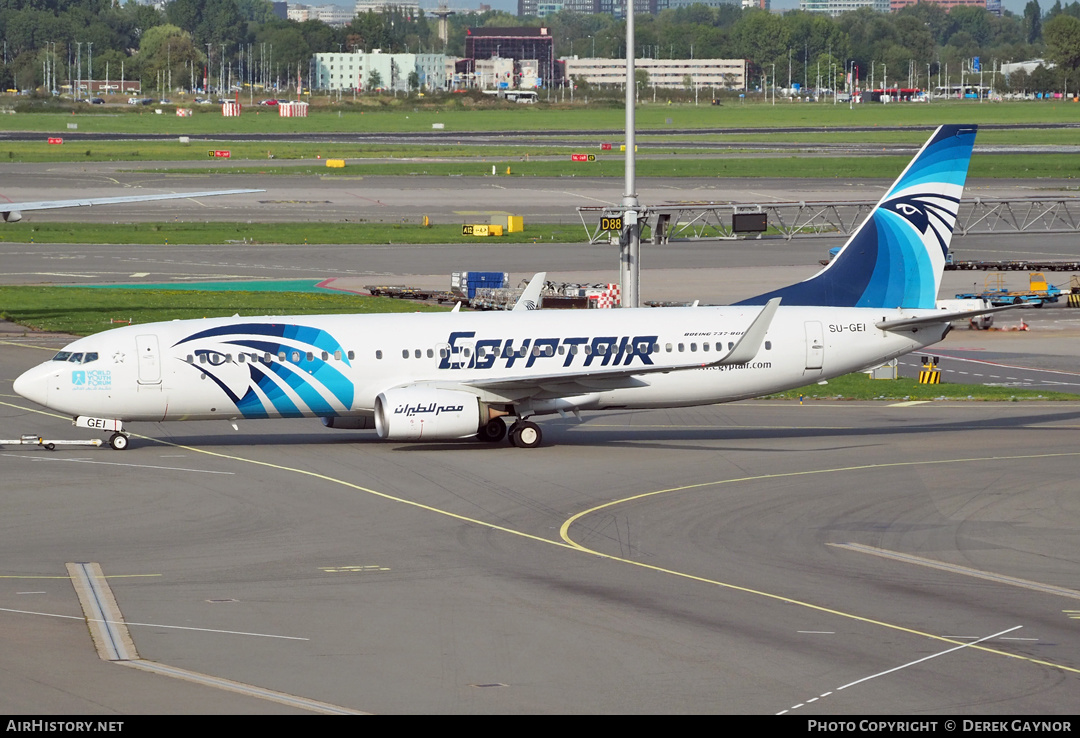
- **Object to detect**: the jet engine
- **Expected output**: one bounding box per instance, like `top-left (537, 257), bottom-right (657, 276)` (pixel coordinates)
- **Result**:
top-left (3, 211), bottom-right (22, 222)
top-left (321, 416), bottom-right (376, 430)
top-left (374, 387), bottom-right (484, 441)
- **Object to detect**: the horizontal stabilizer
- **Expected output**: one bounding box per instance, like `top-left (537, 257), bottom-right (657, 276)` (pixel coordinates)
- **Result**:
top-left (876, 303), bottom-right (1031, 331)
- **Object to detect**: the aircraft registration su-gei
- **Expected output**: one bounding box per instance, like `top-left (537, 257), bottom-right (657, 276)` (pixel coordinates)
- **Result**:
top-left (14, 125), bottom-right (996, 449)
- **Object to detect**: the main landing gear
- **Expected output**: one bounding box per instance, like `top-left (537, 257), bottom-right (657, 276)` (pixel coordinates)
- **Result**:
top-left (507, 420), bottom-right (542, 449)
top-left (476, 418), bottom-right (543, 448)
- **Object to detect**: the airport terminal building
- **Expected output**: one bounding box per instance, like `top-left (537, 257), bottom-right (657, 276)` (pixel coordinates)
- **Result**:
top-left (563, 57), bottom-right (748, 90)
top-left (310, 51), bottom-right (450, 92)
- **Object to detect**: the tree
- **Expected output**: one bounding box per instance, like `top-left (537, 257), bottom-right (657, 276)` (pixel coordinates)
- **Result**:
top-left (1044, 12), bottom-right (1080, 73)
top-left (367, 68), bottom-right (382, 90)
top-left (137, 24), bottom-right (203, 91)
top-left (1024, 0), bottom-right (1043, 44)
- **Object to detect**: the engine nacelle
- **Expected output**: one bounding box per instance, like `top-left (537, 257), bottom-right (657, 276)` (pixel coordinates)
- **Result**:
top-left (321, 416), bottom-right (376, 430)
top-left (3, 211), bottom-right (22, 223)
top-left (374, 386), bottom-right (484, 441)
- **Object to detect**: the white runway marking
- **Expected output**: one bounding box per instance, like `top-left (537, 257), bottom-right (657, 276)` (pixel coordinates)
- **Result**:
top-left (778, 626), bottom-right (1023, 714)
top-left (830, 543), bottom-right (1080, 601)
top-left (1, 453), bottom-right (234, 475)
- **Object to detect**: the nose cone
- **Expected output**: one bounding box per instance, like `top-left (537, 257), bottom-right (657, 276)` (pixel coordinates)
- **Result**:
top-left (13, 365), bottom-right (49, 407)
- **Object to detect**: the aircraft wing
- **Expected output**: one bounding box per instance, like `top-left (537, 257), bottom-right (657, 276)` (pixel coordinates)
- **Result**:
top-left (464, 298), bottom-right (781, 394)
top-left (0, 189), bottom-right (264, 219)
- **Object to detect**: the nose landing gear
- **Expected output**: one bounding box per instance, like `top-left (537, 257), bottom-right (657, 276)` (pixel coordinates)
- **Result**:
top-left (108, 433), bottom-right (130, 451)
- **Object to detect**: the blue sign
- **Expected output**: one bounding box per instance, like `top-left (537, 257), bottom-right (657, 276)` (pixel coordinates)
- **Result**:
top-left (973, 56), bottom-right (981, 72)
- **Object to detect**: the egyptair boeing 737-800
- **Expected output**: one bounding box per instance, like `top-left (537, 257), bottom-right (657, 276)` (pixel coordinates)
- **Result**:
top-left (14, 125), bottom-right (989, 449)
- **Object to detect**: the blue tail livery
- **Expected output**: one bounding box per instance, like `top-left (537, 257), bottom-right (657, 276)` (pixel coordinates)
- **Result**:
top-left (739, 124), bottom-right (977, 310)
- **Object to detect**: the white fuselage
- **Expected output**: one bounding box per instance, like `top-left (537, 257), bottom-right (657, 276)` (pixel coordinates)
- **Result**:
top-left (14, 305), bottom-right (947, 424)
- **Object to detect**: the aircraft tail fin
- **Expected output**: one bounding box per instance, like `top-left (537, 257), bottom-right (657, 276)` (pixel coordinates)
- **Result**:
top-left (738, 124), bottom-right (977, 310)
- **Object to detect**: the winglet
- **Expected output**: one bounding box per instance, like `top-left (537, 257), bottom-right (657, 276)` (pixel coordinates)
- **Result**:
top-left (512, 272), bottom-right (546, 311)
top-left (717, 298), bottom-right (780, 366)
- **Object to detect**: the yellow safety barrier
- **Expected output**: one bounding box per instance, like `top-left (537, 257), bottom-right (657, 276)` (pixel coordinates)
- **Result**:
top-left (1068, 293), bottom-right (1080, 308)
top-left (326, 159), bottom-right (345, 168)
top-left (918, 369), bottom-right (941, 384)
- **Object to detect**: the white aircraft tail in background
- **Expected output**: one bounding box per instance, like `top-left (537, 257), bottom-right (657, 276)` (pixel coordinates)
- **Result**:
top-left (15, 126), bottom-right (983, 449)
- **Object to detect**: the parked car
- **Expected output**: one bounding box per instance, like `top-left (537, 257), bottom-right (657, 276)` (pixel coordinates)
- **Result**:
top-left (86, 97), bottom-right (104, 104)
top-left (259, 98), bottom-right (279, 106)
top-left (127, 97), bottom-right (139, 105)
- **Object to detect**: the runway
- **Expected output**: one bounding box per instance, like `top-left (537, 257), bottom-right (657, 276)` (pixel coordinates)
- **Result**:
top-left (2, 163), bottom-right (1080, 714)
top-left (2, 329), bottom-right (1080, 714)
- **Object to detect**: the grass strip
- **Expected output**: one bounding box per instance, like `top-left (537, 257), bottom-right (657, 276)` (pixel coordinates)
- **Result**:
top-left (764, 371), bottom-right (1079, 401)
top-left (0, 286), bottom-right (446, 336)
top-left (0, 222), bottom-right (588, 244)
top-left (127, 154), bottom-right (1080, 180)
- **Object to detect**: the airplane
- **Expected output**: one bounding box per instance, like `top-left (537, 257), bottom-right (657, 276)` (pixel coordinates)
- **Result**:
top-left (13, 124), bottom-right (996, 450)
top-left (0, 189), bottom-right (264, 222)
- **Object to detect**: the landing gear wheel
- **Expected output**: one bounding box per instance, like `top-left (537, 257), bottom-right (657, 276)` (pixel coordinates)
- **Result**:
top-left (109, 433), bottom-right (129, 451)
top-left (509, 421), bottom-right (542, 449)
top-left (477, 418), bottom-right (507, 443)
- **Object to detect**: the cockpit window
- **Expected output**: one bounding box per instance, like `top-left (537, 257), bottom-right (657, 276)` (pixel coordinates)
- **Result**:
top-left (51, 351), bottom-right (98, 364)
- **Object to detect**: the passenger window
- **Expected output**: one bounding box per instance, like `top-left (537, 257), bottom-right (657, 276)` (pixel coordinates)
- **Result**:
top-left (463, 348), bottom-right (471, 357)
top-left (199, 354), bottom-right (207, 364)
top-left (321, 351), bottom-right (328, 361)
top-left (690, 343), bottom-right (697, 352)
top-left (532, 346), bottom-right (540, 356)
top-left (186, 355), bottom-right (194, 364)
top-left (702, 343), bottom-right (709, 352)
top-left (426, 348), bottom-right (434, 359)
top-left (278, 352), bottom-right (286, 362)
top-left (440, 348), bottom-right (448, 358)
top-left (238, 354), bottom-right (246, 363)
top-left (715, 342), bottom-right (722, 352)
top-left (402, 349), bottom-right (409, 359)
top-left (765, 341), bottom-right (772, 350)
top-left (306, 352), bottom-right (313, 362)
top-left (665, 343), bottom-right (672, 352)
top-left (347, 351), bottom-right (355, 360)
top-left (728, 342), bottom-right (734, 350)
top-left (376, 350), bottom-right (383, 360)
top-left (335, 350), bottom-right (342, 361)
top-left (414, 349), bottom-right (421, 359)
top-left (264, 352), bottom-right (272, 363)
top-left (291, 351), bottom-right (301, 363)
top-left (558, 345), bottom-right (565, 355)
top-left (678, 343), bottom-right (685, 352)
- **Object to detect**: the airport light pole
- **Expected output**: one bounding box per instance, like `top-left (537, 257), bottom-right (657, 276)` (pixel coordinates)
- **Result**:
top-left (620, 0), bottom-right (641, 309)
